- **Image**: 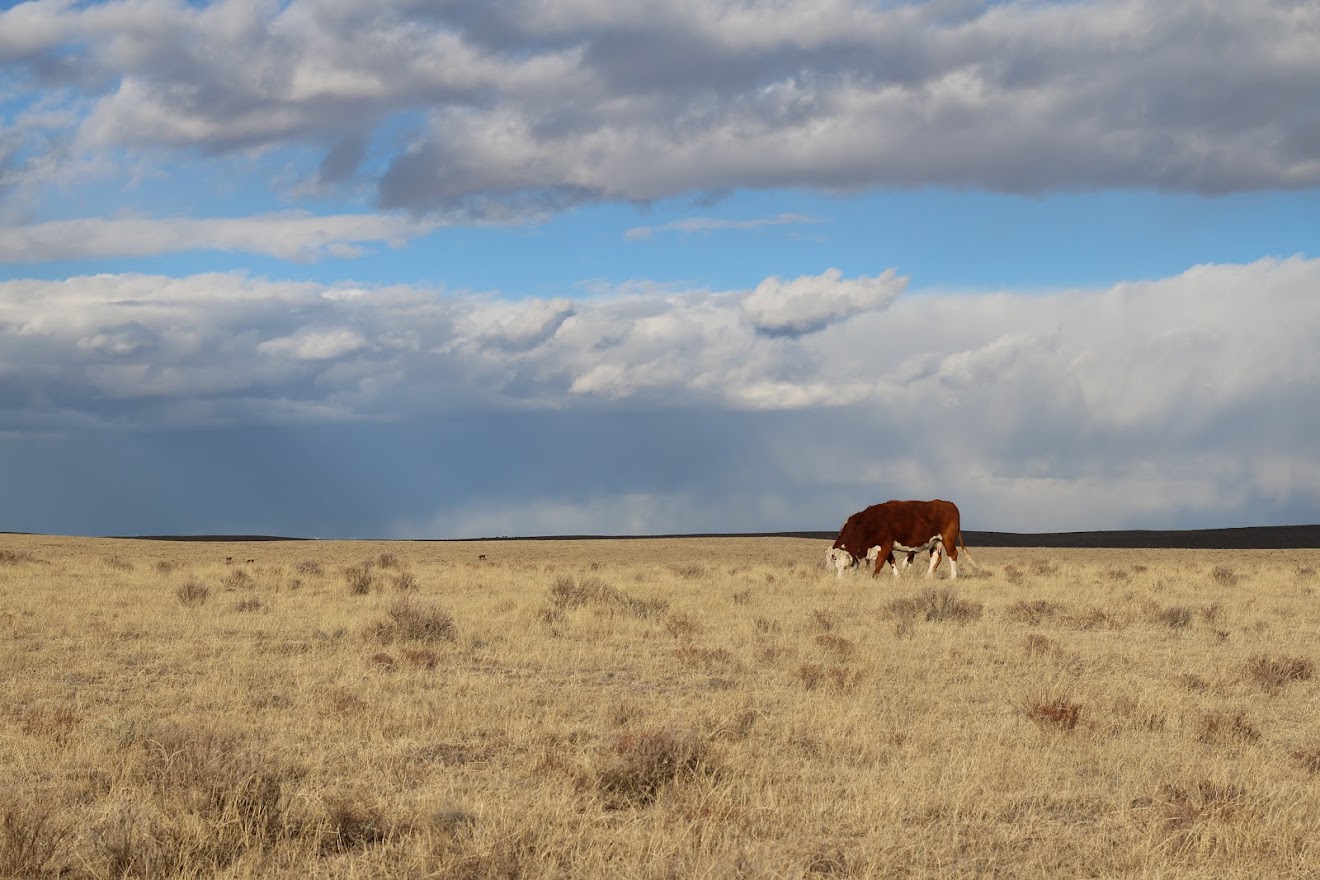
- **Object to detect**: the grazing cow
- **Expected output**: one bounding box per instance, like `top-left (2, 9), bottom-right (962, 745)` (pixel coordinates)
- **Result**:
top-left (835, 499), bottom-right (974, 579)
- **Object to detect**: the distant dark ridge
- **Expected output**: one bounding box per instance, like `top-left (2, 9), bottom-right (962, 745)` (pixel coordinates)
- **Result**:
top-left (100, 525), bottom-right (1320, 549)
top-left (962, 525), bottom-right (1320, 550)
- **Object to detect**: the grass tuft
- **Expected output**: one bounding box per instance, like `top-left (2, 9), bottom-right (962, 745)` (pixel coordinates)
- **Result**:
top-left (595, 727), bottom-right (712, 808)
top-left (344, 562), bottom-right (375, 595)
top-left (1023, 695), bottom-right (1083, 732)
top-left (175, 578), bottom-right (210, 607)
top-left (1245, 654), bottom-right (1314, 689)
top-left (373, 599), bottom-right (457, 644)
top-left (1195, 710), bottom-right (1260, 745)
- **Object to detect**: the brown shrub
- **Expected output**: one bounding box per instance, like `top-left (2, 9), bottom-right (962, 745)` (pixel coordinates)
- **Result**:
top-left (295, 560), bottom-right (324, 576)
top-left (21, 706), bottom-right (81, 743)
top-left (344, 562), bottom-right (375, 595)
top-left (1195, 710), bottom-right (1260, 746)
top-left (1023, 695), bottom-right (1083, 732)
top-left (392, 571), bottom-right (419, 592)
top-left (811, 609), bottom-right (839, 632)
top-left (223, 569), bottom-right (254, 590)
top-left (551, 575), bottom-right (667, 618)
top-left (665, 612), bottom-right (703, 639)
top-left (1024, 634), bottom-right (1061, 657)
top-left (1151, 780), bottom-right (1247, 832)
top-left (596, 727), bottom-right (712, 808)
top-left (234, 596), bottom-right (262, 613)
top-left (372, 599), bottom-right (457, 644)
top-left (814, 633), bottom-right (857, 659)
top-left (796, 663), bottom-right (864, 692)
top-left (376, 552), bottom-right (400, 569)
top-left (153, 560), bottom-right (178, 574)
top-left (0, 799), bottom-right (71, 879)
top-left (674, 645), bottom-right (739, 671)
top-left (0, 549), bottom-right (42, 565)
top-left (1246, 654), bottom-right (1314, 689)
top-left (1149, 604), bottom-right (1193, 629)
top-left (1290, 743), bottom-right (1320, 773)
top-left (102, 555), bottom-right (134, 572)
top-left (886, 587), bottom-right (982, 624)
top-left (1005, 599), bottom-right (1064, 625)
top-left (402, 648), bottom-right (440, 669)
top-left (1210, 566), bottom-right (1239, 586)
top-left (176, 578), bottom-right (211, 607)
top-left (322, 795), bottom-right (390, 853)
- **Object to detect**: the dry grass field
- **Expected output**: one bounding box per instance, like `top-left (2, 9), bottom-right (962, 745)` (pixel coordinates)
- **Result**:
top-left (3, 533), bottom-right (1319, 879)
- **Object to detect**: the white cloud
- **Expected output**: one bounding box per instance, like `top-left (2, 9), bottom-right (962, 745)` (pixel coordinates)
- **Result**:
top-left (741, 267), bottom-right (906, 336)
top-left (257, 328), bottom-right (367, 361)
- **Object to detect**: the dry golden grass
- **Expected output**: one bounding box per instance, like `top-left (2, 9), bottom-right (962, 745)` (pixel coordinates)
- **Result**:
top-left (3, 534), bottom-right (1320, 877)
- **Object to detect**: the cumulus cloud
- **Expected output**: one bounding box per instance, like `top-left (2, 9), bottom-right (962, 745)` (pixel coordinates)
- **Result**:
top-left (1, 256), bottom-right (1317, 432)
top-left (742, 267), bottom-right (906, 337)
top-left (1, 1), bottom-right (1318, 215)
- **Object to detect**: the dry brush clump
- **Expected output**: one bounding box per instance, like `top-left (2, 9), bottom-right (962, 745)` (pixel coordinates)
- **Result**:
top-left (175, 577), bottom-right (211, 607)
top-left (1244, 654), bottom-right (1314, 689)
top-left (548, 574), bottom-right (668, 619)
top-left (371, 598), bottom-right (457, 644)
top-left (594, 726), bottom-right (716, 808)
top-left (885, 586), bottom-right (983, 625)
top-left (1021, 693), bottom-right (1083, 733)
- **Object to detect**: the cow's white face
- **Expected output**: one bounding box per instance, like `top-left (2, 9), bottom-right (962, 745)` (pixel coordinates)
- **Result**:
top-left (865, 546), bottom-right (881, 564)
top-left (826, 547), bottom-right (856, 577)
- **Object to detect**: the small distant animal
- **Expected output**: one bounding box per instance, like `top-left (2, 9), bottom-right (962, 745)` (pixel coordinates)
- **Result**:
top-left (225, 556), bottom-right (233, 564)
top-left (478, 554), bottom-right (487, 560)
top-left (245, 558), bottom-right (255, 564)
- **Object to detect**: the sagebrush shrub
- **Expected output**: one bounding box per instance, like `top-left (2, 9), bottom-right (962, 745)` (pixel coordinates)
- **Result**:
top-left (373, 599), bottom-right (457, 643)
top-left (1246, 654), bottom-right (1314, 688)
top-left (176, 578), bottom-right (210, 607)
top-left (596, 727), bottom-right (711, 808)
top-left (344, 563), bottom-right (374, 595)
top-left (1023, 695), bottom-right (1082, 732)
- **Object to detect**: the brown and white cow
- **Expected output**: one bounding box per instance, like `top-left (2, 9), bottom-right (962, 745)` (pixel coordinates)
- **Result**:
top-left (834, 499), bottom-right (974, 579)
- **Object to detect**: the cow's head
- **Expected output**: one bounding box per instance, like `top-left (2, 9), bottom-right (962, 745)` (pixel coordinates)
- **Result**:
top-left (825, 547), bottom-right (856, 576)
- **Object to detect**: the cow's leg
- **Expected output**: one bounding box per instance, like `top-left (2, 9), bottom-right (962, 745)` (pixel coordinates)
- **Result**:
top-left (941, 529), bottom-right (959, 580)
top-left (925, 546), bottom-right (941, 577)
top-left (872, 541), bottom-right (895, 577)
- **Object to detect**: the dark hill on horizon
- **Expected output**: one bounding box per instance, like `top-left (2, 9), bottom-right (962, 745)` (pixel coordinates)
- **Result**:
top-left (97, 524), bottom-right (1320, 549)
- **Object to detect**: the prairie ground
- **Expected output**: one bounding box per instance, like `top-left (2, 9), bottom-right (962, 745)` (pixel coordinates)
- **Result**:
top-left (2, 533), bottom-right (1319, 878)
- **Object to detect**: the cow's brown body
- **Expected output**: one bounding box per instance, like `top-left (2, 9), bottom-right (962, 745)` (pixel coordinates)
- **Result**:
top-left (833, 499), bottom-right (969, 578)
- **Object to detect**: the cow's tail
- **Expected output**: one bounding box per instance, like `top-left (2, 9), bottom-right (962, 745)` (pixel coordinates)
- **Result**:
top-left (957, 532), bottom-right (977, 567)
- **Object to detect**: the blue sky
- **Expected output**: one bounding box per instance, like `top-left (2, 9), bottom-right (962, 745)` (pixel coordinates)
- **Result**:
top-left (1, 0), bottom-right (1318, 538)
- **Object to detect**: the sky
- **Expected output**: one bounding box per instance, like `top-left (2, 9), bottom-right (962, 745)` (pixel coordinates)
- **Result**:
top-left (1, 0), bottom-right (1318, 539)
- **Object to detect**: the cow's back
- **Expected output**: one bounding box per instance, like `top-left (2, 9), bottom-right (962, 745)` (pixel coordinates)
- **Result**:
top-left (836, 499), bottom-right (960, 556)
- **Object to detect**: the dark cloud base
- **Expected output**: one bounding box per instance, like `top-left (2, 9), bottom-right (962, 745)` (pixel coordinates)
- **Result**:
top-left (90, 525), bottom-right (1320, 549)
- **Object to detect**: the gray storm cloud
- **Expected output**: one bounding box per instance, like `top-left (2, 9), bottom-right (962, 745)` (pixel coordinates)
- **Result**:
top-left (1, 1), bottom-right (1317, 216)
